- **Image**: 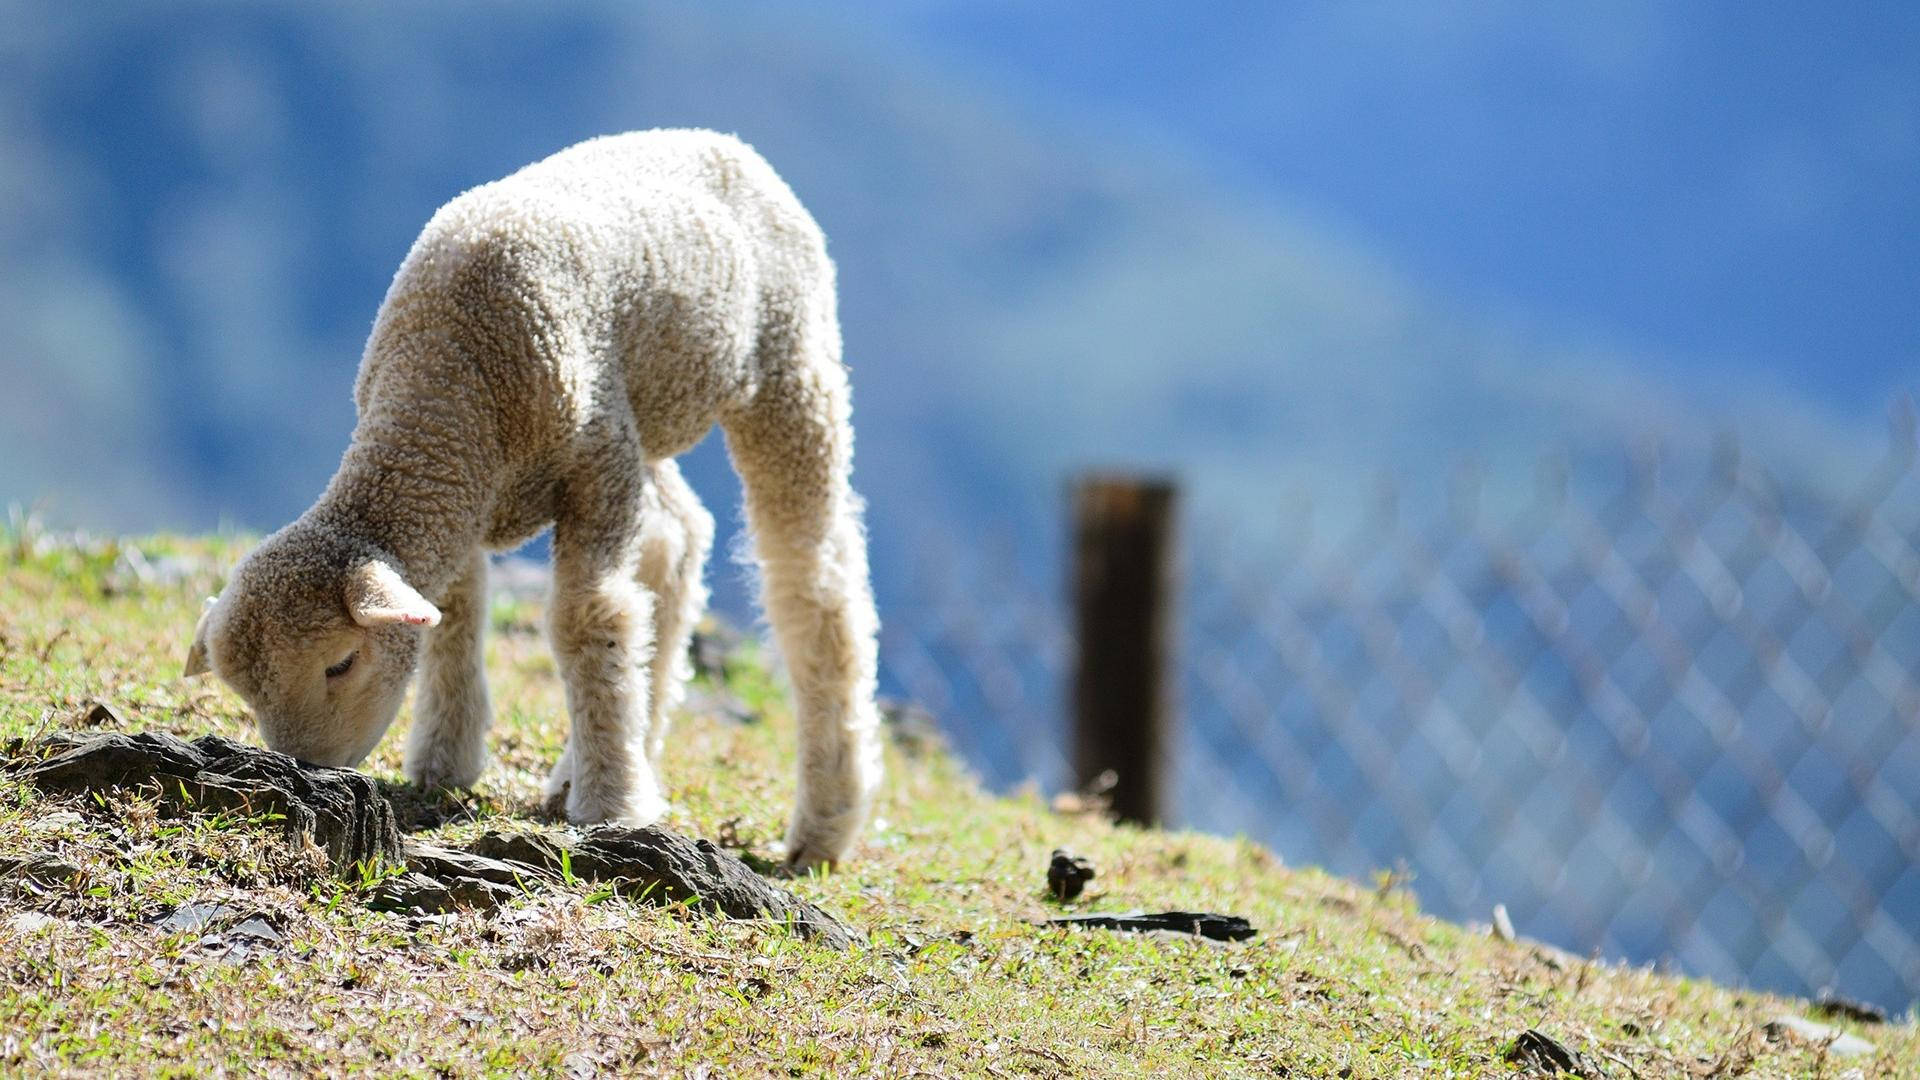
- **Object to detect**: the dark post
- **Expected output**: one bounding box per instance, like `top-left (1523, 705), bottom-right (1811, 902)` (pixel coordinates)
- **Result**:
top-left (1071, 473), bottom-right (1177, 825)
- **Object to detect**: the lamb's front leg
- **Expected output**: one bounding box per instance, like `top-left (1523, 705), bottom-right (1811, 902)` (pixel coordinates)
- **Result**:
top-left (405, 548), bottom-right (493, 790)
top-left (547, 514), bottom-right (667, 827)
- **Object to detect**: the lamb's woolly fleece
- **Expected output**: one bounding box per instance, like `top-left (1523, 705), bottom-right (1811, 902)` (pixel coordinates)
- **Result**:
top-left (187, 130), bottom-right (883, 869)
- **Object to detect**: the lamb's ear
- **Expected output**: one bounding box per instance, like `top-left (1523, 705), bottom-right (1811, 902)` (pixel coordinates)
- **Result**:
top-left (344, 560), bottom-right (441, 628)
top-left (183, 596), bottom-right (218, 677)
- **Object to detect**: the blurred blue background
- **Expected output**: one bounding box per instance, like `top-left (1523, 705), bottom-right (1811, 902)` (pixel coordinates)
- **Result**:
top-left (4, 2), bottom-right (1913, 570)
top-left (3, 0), bottom-right (1917, 1009)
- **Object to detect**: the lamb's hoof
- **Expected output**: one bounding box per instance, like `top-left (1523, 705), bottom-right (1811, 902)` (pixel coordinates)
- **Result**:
top-left (405, 761), bottom-right (482, 794)
top-left (542, 779), bottom-right (570, 821)
top-left (541, 752), bottom-right (574, 818)
top-left (782, 803), bottom-right (866, 873)
top-left (783, 848), bottom-right (838, 876)
top-left (565, 784), bottom-right (668, 830)
top-left (781, 830), bottom-right (851, 875)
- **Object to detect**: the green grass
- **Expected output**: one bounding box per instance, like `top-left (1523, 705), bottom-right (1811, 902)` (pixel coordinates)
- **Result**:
top-left (1, 528), bottom-right (1915, 1077)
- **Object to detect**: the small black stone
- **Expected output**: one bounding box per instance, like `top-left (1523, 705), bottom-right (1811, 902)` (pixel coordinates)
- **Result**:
top-left (1047, 848), bottom-right (1096, 901)
top-left (1811, 991), bottom-right (1890, 1025)
top-left (1503, 1029), bottom-right (1604, 1078)
top-left (1044, 910), bottom-right (1257, 943)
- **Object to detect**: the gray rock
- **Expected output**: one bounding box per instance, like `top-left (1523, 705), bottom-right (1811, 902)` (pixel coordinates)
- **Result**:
top-left (1765, 1014), bottom-right (1875, 1058)
top-left (404, 841), bottom-right (546, 888)
top-left (368, 843), bottom-right (536, 914)
top-left (467, 826), bottom-right (859, 949)
top-left (7, 730), bottom-right (860, 947)
top-left (157, 902), bottom-right (237, 934)
top-left (4, 853), bottom-right (82, 887)
top-left (229, 916), bottom-right (283, 944)
top-left (367, 871), bottom-right (524, 915)
top-left (1491, 903), bottom-right (1516, 942)
top-left (26, 811), bottom-right (84, 832)
top-left (15, 730), bottom-right (402, 873)
top-left (1504, 1028), bottom-right (1606, 1077)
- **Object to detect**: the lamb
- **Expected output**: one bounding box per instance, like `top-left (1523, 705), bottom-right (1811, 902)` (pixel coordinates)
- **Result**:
top-left (182, 129), bottom-right (884, 869)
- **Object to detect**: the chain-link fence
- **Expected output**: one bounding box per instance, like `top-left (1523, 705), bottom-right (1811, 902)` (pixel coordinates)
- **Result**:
top-left (879, 403), bottom-right (1920, 1016)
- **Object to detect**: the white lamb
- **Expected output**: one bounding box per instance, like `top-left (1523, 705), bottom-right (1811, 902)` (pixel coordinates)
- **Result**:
top-left (183, 129), bottom-right (884, 869)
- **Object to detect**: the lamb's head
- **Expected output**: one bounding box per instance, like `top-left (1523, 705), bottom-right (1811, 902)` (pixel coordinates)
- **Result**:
top-left (183, 526), bottom-right (441, 769)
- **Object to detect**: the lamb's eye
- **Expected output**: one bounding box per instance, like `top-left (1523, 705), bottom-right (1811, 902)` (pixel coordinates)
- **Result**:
top-left (324, 651), bottom-right (357, 679)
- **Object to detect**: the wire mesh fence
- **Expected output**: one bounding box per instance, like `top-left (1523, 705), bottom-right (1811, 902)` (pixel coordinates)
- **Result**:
top-left (878, 403), bottom-right (1920, 1016)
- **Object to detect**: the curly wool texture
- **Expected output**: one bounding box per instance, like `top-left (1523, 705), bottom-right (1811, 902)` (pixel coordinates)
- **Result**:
top-left (190, 130), bottom-right (883, 869)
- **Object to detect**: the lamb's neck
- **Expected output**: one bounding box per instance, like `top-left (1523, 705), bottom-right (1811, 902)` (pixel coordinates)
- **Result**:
top-left (313, 405), bottom-right (496, 597)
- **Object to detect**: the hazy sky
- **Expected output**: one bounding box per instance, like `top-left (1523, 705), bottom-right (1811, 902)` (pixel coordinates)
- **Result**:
top-left (0, 2), bottom-right (1913, 541)
top-left (845, 1), bottom-right (1919, 409)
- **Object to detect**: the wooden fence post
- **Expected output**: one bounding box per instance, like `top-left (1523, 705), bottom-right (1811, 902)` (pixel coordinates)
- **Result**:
top-left (1071, 473), bottom-right (1177, 825)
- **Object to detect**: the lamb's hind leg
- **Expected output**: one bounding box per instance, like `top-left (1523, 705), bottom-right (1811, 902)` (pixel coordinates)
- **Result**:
top-left (406, 547), bottom-right (492, 790)
top-left (723, 361), bottom-right (882, 870)
top-left (636, 459), bottom-right (714, 767)
top-left (545, 443), bottom-right (667, 827)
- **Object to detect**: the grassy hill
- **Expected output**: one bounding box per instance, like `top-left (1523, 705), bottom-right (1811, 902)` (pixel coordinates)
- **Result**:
top-left (0, 531), bottom-right (1913, 1077)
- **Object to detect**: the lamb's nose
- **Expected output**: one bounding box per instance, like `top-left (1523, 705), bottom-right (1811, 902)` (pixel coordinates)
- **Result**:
top-left (257, 725), bottom-right (333, 766)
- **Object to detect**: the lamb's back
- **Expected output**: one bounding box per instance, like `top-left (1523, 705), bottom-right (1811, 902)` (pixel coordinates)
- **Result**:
top-left (362, 130), bottom-right (823, 459)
